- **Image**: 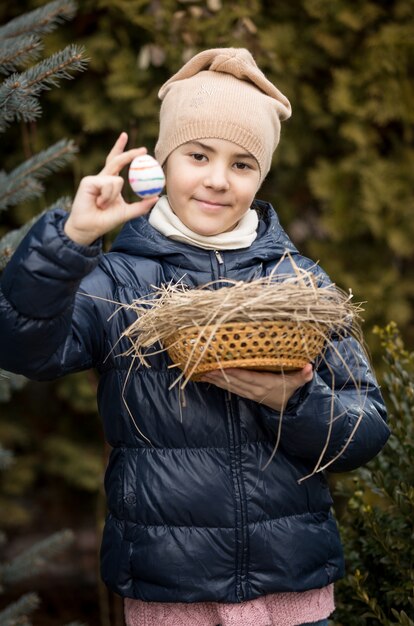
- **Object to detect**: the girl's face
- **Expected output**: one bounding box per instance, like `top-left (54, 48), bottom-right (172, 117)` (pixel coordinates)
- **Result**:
top-left (164, 138), bottom-right (261, 236)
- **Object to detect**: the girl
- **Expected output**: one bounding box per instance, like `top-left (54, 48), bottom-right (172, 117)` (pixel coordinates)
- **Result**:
top-left (0, 48), bottom-right (389, 626)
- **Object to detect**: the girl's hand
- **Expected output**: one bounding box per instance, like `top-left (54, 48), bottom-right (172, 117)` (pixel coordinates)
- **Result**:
top-left (200, 364), bottom-right (314, 412)
top-left (64, 132), bottom-right (159, 246)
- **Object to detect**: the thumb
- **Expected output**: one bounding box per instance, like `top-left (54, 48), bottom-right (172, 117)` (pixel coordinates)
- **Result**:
top-left (299, 363), bottom-right (314, 383)
top-left (123, 196), bottom-right (159, 221)
top-left (288, 363), bottom-right (313, 386)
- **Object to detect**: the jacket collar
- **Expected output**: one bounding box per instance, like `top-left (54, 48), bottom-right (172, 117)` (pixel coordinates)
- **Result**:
top-left (111, 200), bottom-right (298, 271)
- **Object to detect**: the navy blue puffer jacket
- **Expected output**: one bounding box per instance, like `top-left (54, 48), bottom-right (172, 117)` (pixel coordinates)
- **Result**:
top-left (0, 202), bottom-right (389, 603)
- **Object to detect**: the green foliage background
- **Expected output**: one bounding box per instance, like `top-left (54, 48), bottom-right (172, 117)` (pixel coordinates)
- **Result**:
top-left (0, 1), bottom-right (413, 624)
top-left (2, 0), bottom-right (413, 352)
top-left (334, 323), bottom-right (414, 625)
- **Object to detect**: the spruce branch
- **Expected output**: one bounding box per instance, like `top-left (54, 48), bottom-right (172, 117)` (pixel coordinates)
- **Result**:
top-left (0, 592), bottom-right (39, 625)
top-left (44, 195), bottom-right (72, 213)
top-left (0, 0), bottom-right (77, 41)
top-left (0, 172), bottom-right (43, 210)
top-left (11, 140), bottom-right (78, 180)
top-left (0, 45), bottom-right (88, 130)
top-left (0, 370), bottom-right (27, 401)
top-left (0, 95), bottom-right (40, 131)
top-left (0, 196), bottom-right (71, 270)
top-left (0, 529), bottom-right (75, 588)
top-left (0, 446), bottom-right (14, 470)
top-left (11, 45), bottom-right (88, 93)
top-left (0, 140), bottom-right (77, 211)
top-left (0, 36), bottom-right (43, 77)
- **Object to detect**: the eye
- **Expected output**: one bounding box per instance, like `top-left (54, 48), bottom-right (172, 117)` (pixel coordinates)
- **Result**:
top-left (190, 153), bottom-right (207, 162)
top-left (234, 161), bottom-right (252, 170)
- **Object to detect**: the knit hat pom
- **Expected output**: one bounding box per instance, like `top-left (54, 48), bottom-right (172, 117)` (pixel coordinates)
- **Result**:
top-left (159, 48), bottom-right (291, 122)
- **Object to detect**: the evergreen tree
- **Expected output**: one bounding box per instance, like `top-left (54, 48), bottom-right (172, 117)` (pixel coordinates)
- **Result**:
top-left (4, 0), bottom-right (410, 352)
top-left (0, 0), bottom-right (87, 400)
top-left (334, 322), bottom-right (414, 625)
top-left (0, 1), bottom-right (412, 621)
top-left (0, 526), bottom-right (86, 626)
top-left (0, 2), bottom-right (89, 624)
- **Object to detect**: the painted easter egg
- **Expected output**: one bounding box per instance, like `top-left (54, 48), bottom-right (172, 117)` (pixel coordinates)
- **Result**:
top-left (128, 154), bottom-right (165, 198)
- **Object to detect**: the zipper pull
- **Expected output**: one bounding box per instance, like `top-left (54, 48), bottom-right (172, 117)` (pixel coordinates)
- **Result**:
top-left (214, 250), bottom-right (224, 264)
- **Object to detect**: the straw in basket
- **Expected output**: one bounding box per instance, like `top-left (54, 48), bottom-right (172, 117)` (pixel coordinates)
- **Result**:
top-left (121, 262), bottom-right (362, 389)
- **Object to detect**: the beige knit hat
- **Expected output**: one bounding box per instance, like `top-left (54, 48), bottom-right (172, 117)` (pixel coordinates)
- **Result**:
top-left (154, 48), bottom-right (291, 184)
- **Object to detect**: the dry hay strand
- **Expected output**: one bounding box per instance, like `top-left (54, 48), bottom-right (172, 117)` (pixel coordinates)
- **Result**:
top-left (121, 264), bottom-right (364, 389)
top-left (117, 257), bottom-right (368, 480)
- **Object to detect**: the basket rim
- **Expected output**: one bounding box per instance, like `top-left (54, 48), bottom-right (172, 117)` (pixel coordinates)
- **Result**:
top-left (183, 356), bottom-right (309, 380)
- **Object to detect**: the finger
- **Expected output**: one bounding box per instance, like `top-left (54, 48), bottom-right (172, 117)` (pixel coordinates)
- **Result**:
top-left (201, 368), bottom-right (302, 400)
top-left (101, 132), bottom-right (148, 175)
top-left (204, 368), bottom-right (279, 386)
top-left (302, 363), bottom-right (314, 377)
top-left (96, 177), bottom-right (124, 208)
top-left (96, 182), bottom-right (115, 209)
top-left (207, 378), bottom-right (257, 403)
top-left (202, 368), bottom-right (236, 381)
top-left (202, 370), bottom-right (252, 394)
top-left (222, 365), bottom-right (312, 384)
top-left (202, 374), bottom-right (240, 394)
top-left (289, 364), bottom-right (314, 384)
top-left (100, 146), bottom-right (148, 176)
top-left (105, 132), bottom-right (129, 163)
top-left (121, 195), bottom-right (159, 221)
top-left (203, 368), bottom-right (252, 381)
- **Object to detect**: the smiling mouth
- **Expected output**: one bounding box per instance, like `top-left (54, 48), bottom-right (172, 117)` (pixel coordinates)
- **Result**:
top-left (194, 198), bottom-right (230, 209)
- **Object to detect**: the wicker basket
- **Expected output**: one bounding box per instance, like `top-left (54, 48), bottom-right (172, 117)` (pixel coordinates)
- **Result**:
top-left (165, 320), bottom-right (326, 380)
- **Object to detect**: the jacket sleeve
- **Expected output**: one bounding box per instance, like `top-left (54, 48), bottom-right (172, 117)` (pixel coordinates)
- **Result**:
top-left (260, 334), bottom-right (390, 473)
top-left (0, 209), bottom-right (104, 380)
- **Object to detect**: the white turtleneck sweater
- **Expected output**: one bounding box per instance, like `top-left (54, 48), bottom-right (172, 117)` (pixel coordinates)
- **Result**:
top-left (148, 195), bottom-right (258, 250)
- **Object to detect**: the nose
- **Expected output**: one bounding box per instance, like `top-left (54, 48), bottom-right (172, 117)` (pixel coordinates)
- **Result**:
top-left (203, 163), bottom-right (230, 191)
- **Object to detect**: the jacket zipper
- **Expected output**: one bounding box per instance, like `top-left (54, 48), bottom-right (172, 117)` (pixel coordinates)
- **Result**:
top-left (214, 249), bottom-right (224, 265)
top-left (214, 249), bottom-right (247, 600)
top-left (210, 249), bottom-right (224, 287)
top-left (226, 394), bottom-right (248, 601)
